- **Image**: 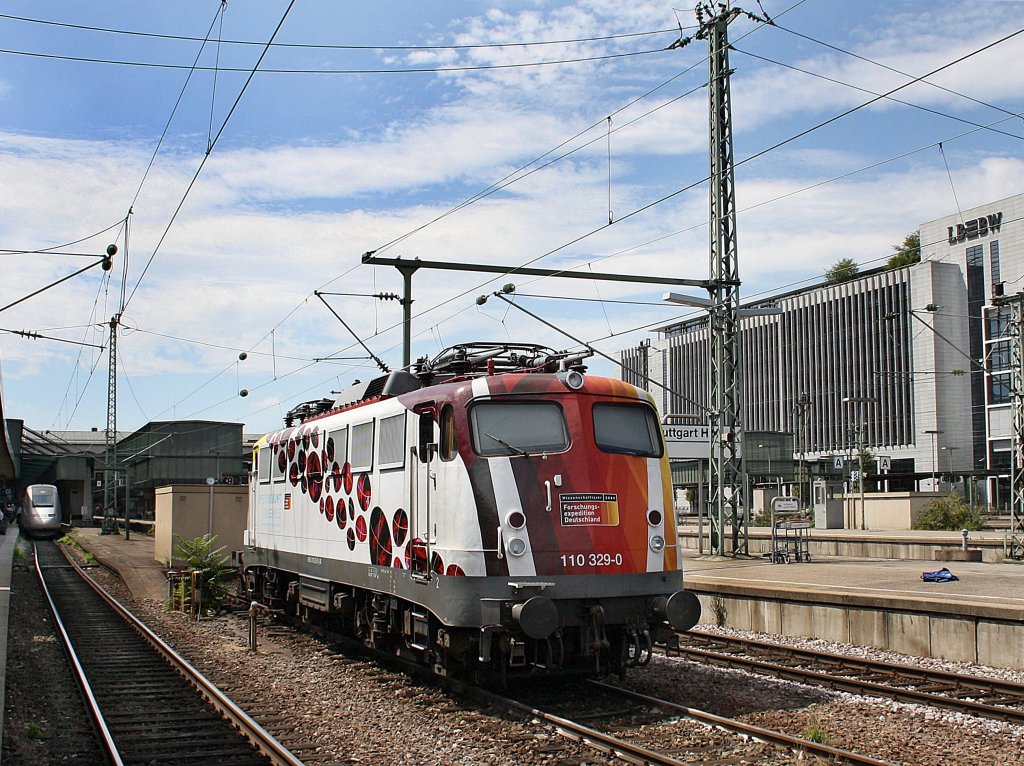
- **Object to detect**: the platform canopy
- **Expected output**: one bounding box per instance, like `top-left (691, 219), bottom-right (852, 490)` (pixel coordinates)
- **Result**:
top-left (0, 369), bottom-right (15, 479)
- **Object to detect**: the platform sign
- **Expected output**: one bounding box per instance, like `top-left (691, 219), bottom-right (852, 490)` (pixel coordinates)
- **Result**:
top-left (878, 456), bottom-right (891, 472)
top-left (663, 424), bottom-right (711, 460)
top-left (771, 497), bottom-right (799, 512)
top-left (833, 456), bottom-right (844, 469)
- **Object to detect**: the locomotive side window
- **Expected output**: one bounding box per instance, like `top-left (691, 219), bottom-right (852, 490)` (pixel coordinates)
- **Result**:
top-left (327, 426), bottom-right (348, 466)
top-left (257, 446), bottom-right (272, 484)
top-left (271, 443), bottom-right (286, 483)
top-left (378, 413), bottom-right (406, 469)
top-left (470, 401), bottom-right (569, 457)
top-left (439, 405), bottom-right (458, 462)
top-left (351, 420), bottom-right (375, 471)
top-left (592, 403), bottom-right (663, 457)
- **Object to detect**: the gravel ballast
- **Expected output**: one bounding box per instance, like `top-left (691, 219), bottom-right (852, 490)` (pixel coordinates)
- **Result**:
top-left (6, 540), bottom-right (1024, 765)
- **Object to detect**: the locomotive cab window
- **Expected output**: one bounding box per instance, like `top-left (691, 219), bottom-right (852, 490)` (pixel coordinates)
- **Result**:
top-left (30, 487), bottom-right (56, 506)
top-left (592, 403), bottom-right (663, 457)
top-left (470, 401), bottom-right (569, 457)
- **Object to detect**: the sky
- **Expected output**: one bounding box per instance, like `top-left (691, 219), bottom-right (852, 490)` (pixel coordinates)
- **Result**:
top-left (1, 0), bottom-right (1022, 438)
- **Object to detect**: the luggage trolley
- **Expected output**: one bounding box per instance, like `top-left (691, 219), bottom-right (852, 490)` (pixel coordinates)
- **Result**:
top-left (769, 498), bottom-right (811, 563)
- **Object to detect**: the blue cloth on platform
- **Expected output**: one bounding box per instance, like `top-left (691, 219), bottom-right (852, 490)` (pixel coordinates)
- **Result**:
top-left (921, 567), bottom-right (959, 583)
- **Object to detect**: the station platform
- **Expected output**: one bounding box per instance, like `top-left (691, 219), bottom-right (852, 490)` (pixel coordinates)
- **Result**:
top-left (681, 534), bottom-right (1024, 670)
top-left (0, 524), bottom-right (18, 755)
top-left (680, 523), bottom-right (1017, 563)
top-left (69, 525), bottom-right (170, 604)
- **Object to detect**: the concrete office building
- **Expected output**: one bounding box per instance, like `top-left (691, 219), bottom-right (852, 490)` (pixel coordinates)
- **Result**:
top-left (618, 192), bottom-right (1023, 508)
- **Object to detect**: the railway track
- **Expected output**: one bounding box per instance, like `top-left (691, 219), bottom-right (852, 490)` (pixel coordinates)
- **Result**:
top-left (34, 541), bottom-right (304, 766)
top-left (481, 678), bottom-right (897, 766)
top-left (671, 631), bottom-right (1024, 724)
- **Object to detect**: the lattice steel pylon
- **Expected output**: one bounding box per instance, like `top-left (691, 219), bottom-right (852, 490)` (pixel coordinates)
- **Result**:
top-left (103, 224), bottom-right (128, 534)
top-left (102, 314), bottom-right (119, 533)
top-left (691, 4), bottom-right (767, 556)
top-left (1000, 293), bottom-right (1024, 558)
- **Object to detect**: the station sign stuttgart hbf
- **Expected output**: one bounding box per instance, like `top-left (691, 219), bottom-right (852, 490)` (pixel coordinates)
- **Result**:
top-left (662, 424), bottom-right (714, 460)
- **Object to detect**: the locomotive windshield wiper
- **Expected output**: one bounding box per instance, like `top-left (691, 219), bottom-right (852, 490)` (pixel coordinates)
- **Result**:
top-left (485, 432), bottom-right (530, 457)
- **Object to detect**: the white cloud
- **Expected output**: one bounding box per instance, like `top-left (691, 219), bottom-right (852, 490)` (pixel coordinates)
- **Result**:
top-left (1, 1), bottom-right (1021, 433)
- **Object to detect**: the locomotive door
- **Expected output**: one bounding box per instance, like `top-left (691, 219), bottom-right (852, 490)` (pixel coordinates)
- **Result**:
top-left (409, 406), bottom-right (436, 576)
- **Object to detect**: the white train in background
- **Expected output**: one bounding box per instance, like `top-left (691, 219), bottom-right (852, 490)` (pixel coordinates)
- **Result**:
top-left (21, 484), bottom-right (63, 538)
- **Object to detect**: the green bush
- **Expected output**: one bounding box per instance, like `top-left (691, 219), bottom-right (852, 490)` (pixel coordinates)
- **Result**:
top-left (913, 491), bottom-right (987, 531)
top-left (173, 534), bottom-right (233, 616)
top-left (750, 507), bottom-right (773, 527)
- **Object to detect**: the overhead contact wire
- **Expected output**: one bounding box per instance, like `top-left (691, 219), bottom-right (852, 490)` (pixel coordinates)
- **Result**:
top-left (124, 0), bottom-right (299, 313)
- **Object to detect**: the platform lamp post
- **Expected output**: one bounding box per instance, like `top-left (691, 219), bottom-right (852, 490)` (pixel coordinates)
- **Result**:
top-left (941, 446), bottom-right (959, 488)
top-left (924, 429), bottom-right (943, 492)
top-left (206, 476), bottom-right (216, 537)
top-left (757, 443), bottom-right (771, 485)
top-left (843, 396), bottom-right (876, 530)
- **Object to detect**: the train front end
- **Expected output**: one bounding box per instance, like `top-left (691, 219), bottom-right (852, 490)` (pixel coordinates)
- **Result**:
top-left (22, 484), bottom-right (63, 538)
top-left (422, 370), bottom-right (701, 676)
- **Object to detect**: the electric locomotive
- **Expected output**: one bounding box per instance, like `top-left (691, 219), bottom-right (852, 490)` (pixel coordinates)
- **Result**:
top-left (240, 343), bottom-right (700, 680)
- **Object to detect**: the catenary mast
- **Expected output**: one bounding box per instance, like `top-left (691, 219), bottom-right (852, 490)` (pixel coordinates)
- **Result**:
top-left (674, 4), bottom-right (770, 556)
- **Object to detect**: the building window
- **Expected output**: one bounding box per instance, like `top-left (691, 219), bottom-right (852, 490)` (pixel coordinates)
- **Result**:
top-left (990, 240), bottom-right (1001, 286)
top-left (966, 244), bottom-right (983, 267)
top-left (988, 341), bottom-right (1011, 373)
top-left (989, 374), bottom-right (1011, 405)
top-left (988, 307), bottom-right (1010, 339)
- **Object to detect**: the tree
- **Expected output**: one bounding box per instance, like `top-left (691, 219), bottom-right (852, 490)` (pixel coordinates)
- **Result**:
top-left (887, 231), bottom-right (921, 269)
top-left (856, 447), bottom-right (876, 476)
top-left (825, 258), bottom-right (859, 284)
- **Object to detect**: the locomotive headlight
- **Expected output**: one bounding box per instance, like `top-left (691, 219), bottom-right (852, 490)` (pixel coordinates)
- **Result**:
top-left (507, 537), bottom-right (527, 557)
top-left (649, 534), bottom-right (665, 553)
top-left (557, 369), bottom-right (585, 390)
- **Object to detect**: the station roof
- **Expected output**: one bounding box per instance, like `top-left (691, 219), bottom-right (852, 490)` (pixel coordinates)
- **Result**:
top-left (0, 373), bottom-right (15, 479)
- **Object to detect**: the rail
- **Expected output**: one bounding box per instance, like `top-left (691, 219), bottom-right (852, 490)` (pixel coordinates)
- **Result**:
top-left (672, 631), bottom-right (1024, 724)
top-left (36, 541), bottom-right (305, 766)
